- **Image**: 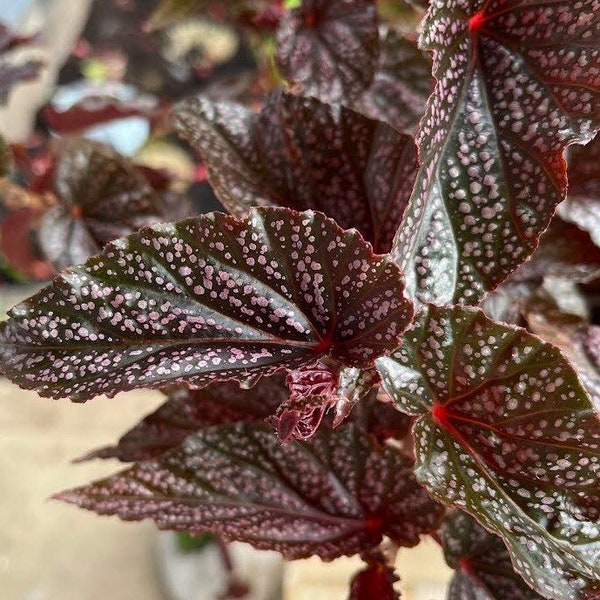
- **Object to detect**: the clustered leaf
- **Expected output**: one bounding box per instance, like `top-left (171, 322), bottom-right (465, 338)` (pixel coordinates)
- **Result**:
top-left (377, 305), bottom-right (600, 600)
top-left (394, 0), bottom-right (600, 306)
top-left (57, 424), bottom-right (444, 560)
top-left (175, 90), bottom-right (418, 253)
top-left (0, 207), bottom-right (412, 400)
top-left (276, 0), bottom-right (380, 103)
top-left (442, 511), bottom-right (545, 600)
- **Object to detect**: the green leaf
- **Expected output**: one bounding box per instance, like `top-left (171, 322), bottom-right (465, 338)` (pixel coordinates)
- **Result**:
top-left (174, 90), bottom-right (418, 253)
top-left (56, 424), bottom-right (444, 560)
top-left (377, 305), bottom-right (600, 600)
top-left (0, 208), bottom-right (413, 401)
top-left (393, 0), bottom-right (600, 306)
top-left (442, 511), bottom-right (545, 600)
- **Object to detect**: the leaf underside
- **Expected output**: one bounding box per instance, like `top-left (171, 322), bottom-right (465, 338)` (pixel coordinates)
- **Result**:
top-left (377, 305), bottom-right (600, 600)
top-left (0, 207), bottom-right (412, 401)
top-left (57, 424), bottom-right (444, 560)
top-left (443, 511), bottom-right (544, 600)
top-left (276, 0), bottom-right (379, 103)
top-left (394, 0), bottom-right (600, 306)
top-left (175, 90), bottom-right (418, 253)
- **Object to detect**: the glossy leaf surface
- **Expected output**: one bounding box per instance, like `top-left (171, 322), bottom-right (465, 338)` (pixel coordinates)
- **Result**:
top-left (393, 0), bottom-right (600, 306)
top-left (443, 511), bottom-right (544, 600)
top-left (276, 0), bottom-right (379, 103)
top-left (377, 305), bottom-right (600, 600)
top-left (57, 424), bottom-right (444, 559)
top-left (175, 91), bottom-right (418, 253)
top-left (81, 375), bottom-right (287, 462)
top-left (36, 140), bottom-right (162, 269)
top-left (350, 28), bottom-right (433, 135)
top-left (0, 208), bottom-right (412, 400)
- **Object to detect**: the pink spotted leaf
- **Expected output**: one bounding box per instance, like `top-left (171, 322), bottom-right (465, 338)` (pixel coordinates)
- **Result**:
top-left (393, 0), bottom-right (600, 306)
top-left (175, 90), bottom-right (418, 253)
top-left (442, 511), bottom-right (545, 600)
top-left (79, 375), bottom-right (287, 462)
top-left (276, 0), bottom-right (379, 103)
top-left (56, 423), bottom-right (445, 559)
top-left (377, 305), bottom-right (600, 600)
top-left (36, 139), bottom-right (163, 269)
top-left (0, 208), bottom-right (412, 401)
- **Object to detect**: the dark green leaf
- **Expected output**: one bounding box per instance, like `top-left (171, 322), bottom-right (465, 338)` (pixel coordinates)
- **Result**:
top-left (0, 208), bottom-right (412, 401)
top-left (393, 0), bottom-right (600, 306)
top-left (442, 511), bottom-right (544, 600)
top-left (377, 305), bottom-right (600, 600)
top-left (57, 424), bottom-right (444, 560)
top-left (175, 90), bottom-right (418, 253)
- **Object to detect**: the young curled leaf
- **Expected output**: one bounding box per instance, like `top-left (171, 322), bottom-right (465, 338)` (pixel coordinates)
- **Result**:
top-left (348, 557), bottom-right (400, 600)
top-left (0, 208), bottom-right (413, 401)
top-left (80, 375), bottom-right (287, 462)
top-left (57, 424), bottom-right (445, 560)
top-left (276, 0), bottom-right (379, 103)
top-left (442, 511), bottom-right (544, 600)
top-left (394, 0), bottom-right (600, 306)
top-left (175, 90), bottom-right (418, 253)
top-left (36, 139), bottom-right (163, 270)
top-left (377, 305), bottom-right (600, 600)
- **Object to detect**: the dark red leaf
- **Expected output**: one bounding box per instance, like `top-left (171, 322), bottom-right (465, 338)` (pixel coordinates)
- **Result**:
top-left (393, 0), bottom-right (600, 306)
top-left (36, 139), bottom-right (163, 269)
top-left (56, 423), bottom-right (444, 559)
top-left (276, 0), bottom-right (379, 103)
top-left (377, 305), bottom-right (600, 600)
top-left (349, 27), bottom-right (433, 135)
top-left (442, 511), bottom-right (544, 600)
top-left (80, 375), bottom-right (287, 462)
top-left (0, 208), bottom-right (412, 401)
top-left (175, 90), bottom-right (418, 253)
top-left (348, 558), bottom-right (400, 600)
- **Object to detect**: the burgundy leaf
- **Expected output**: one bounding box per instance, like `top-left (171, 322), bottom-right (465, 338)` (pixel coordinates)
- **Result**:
top-left (80, 375), bottom-right (287, 462)
top-left (56, 423), bottom-right (444, 559)
top-left (512, 217), bottom-right (600, 284)
top-left (36, 139), bottom-right (163, 269)
top-left (393, 0), bottom-right (600, 306)
top-left (0, 208), bottom-right (412, 401)
top-left (349, 27), bottom-right (433, 135)
top-left (377, 305), bottom-right (600, 600)
top-left (348, 558), bottom-right (400, 600)
top-left (276, 0), bottom-right (379, 103)
top-left (442, 511), bottom-right (544, 600)
top-left (175, 90), bottom-right (418, 253)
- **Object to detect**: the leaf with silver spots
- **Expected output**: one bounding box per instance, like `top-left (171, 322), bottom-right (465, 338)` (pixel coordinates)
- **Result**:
top-left (56, 423), bottom-right (444, 560)
top-left (377, 305), bottom-right (600, 600)
top-left (0, 207), bottom-right (413, 401)
top-left (442, 511), bottom-right (545, 600)
top-left (175, 90), bottom-right (418, 253)
top-left (276, 0), bottom-right (379, 103)
top-left (393, 0), bottom-right (600, 306)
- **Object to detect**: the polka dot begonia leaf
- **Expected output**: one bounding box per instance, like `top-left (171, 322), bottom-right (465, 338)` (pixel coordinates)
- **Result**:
top-left (442, 510), bottom-right (545, 600)
top-left (175, 90), bottom-right (418, 253)
top-left (276, 0), bottom-right (379, 104)
top-left (37, 139), bottom-right (162, 270)
top-left (393, 0), bottom-right (600, 306)
top-left (56, 423), bottom-right (445, 560)
top-left (377, 305), bottom-right (600, 600)
top-left (0, 207), bottom-right (413, 401)
top-left (80, 374), bottom-right (287, 463)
